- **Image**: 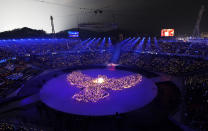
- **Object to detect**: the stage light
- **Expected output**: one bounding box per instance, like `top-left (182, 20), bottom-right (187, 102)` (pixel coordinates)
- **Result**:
top-left (93, 77), bottom-right (105, 84)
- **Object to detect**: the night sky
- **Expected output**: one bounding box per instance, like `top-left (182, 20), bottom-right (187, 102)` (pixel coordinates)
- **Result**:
top-left (0, 0), bottom-right (207, 35)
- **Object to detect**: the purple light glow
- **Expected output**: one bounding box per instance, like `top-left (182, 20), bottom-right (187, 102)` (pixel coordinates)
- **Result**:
top-left (40, 69), bottom-right (158, 116)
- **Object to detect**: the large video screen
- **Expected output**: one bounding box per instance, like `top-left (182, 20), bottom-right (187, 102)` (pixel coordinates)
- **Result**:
top-left (161, 29), bottom-right (174, 37)
top-left (68, 31), bottom-right (79, 38)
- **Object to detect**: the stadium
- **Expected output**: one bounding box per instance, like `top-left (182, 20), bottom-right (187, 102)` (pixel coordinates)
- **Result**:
top-left (0, 0), bottom-right (208, 131)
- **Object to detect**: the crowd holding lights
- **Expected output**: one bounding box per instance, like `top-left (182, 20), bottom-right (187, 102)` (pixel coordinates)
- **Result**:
top-left (67, 71), bottom-right (142, 102)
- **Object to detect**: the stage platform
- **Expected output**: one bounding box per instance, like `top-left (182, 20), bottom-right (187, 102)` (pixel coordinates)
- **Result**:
top-left (40, 68), bottom-right (158, 116)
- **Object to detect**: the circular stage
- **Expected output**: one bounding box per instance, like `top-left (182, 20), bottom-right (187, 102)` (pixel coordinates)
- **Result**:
top-left (40, 68), bottom-right (158, 116)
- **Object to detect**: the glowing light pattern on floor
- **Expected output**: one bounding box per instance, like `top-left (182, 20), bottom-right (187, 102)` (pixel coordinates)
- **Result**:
top-left (67, 71), bottom-right (142, 102)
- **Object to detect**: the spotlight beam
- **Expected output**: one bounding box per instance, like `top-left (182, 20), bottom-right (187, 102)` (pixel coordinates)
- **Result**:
top-left (137, 37), bottom-right (146, 52)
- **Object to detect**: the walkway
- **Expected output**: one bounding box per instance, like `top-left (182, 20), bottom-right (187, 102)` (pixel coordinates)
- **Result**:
top-left (0, 93), bottom-right (40, 114)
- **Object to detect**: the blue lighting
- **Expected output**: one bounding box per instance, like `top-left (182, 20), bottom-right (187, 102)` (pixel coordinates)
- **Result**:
top-left (68, 31), bottom-right (79, 38)
top-left (154, 37), bottom-right (160, 50)
top-left (0, 57), bottom-right (16, 64)
top-left (108, 37), bottom-right (111, 43)
top-left (108, 37), bottom-right (112, 49)
top-left (137, 37), bottom-right (146, 52)
top-left (85, 38), bottom-right (96, 49)
top-left (12, 57), bottom-right (16, 60)
top-left (131, 37), bottom-right (140, 49)
top-left (0, 59), bottom-right (7, 64)
top-left (100, 38), bottom-right (106, 49)
top-left (94, 38), bottom-right (101, 45)
top-left (146, 37), bottom-right (151, 50)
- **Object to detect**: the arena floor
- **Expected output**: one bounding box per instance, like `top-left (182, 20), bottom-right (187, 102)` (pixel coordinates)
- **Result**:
top-left (40, 68), bottom-right (158, 116)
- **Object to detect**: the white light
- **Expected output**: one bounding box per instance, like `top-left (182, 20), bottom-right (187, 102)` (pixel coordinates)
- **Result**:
top-left (165, 32), bottom-right (169, 36)
top-left (93, 77), bottom-right (105, 84)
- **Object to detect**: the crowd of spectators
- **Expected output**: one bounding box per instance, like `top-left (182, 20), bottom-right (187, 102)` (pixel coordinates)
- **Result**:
top-left (183, 73), bottom-right (208, 130)
top-left (0, 119), bottom-right (48, 131)
top-left (119, 39), bottom-right (208, 130)
top-left (0, 38), bottom-right (114, 99)
top-left (1, 37), bottom-right (208, 130)
top-left (158, 41), bottom-right (208, 57)
top-left (120, 38), bottom-right (208, 59)
top-left (0, 39), bottom-right (80, 56)
top-left (0, 49), bottom-right (14, 60)
top-left (32, 51), bottom-right (112, 69)
top-left (0, 38), bottom-right (113, 57)
top-left (0, 58), bottom-right (42, 99)
top-left (119, 52), bottom-right (208, 75)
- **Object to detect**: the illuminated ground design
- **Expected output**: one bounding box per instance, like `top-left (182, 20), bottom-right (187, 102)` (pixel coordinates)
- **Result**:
top-left (40, 69), bottom-right (158, 116)
top-left (67, 71), bottom-right (142, 102)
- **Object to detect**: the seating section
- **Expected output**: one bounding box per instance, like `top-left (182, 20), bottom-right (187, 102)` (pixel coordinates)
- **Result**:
top-left (183, 73), bottom-right (208, 130)
top-left (0, 38), bottom-right (208, 130)
top-left (119, 52), bottom-right (208, 75)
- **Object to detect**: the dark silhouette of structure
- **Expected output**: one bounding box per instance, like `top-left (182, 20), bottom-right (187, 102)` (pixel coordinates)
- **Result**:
top-left (50, 16), bottom-right (55, 34)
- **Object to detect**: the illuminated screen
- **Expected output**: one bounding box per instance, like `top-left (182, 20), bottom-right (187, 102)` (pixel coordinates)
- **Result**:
top-left (68, 31), bottom-right (79, 38)
top-left (161, 29), bottom-right (174, 37)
